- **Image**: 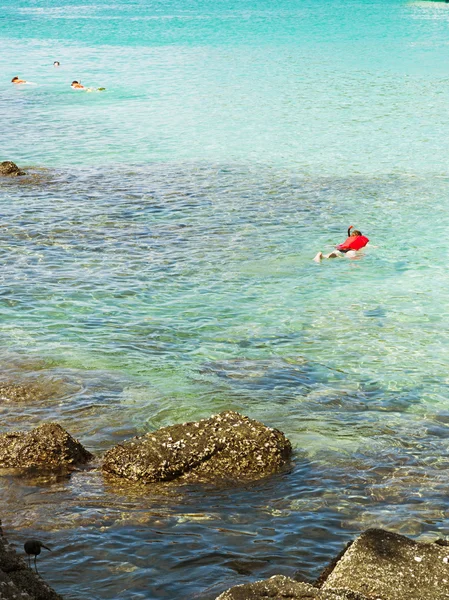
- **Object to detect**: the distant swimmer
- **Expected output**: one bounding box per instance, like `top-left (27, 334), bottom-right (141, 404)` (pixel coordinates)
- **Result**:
top-left (11, 76), bottom-right (27, 84)
top-left (314, 225), bottom-right (369, 262)
top-left (53, 61), bottom-right (60, 67)
top-left (71, 80), bottom-right (106, 92)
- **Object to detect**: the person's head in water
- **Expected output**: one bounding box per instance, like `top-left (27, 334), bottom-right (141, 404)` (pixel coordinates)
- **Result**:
top-left (53, 61), bottom-right (60, 67)
top-left (11, 76), bottom-right (26, 84)
top-left (71, 80), bottom-right (84, 88)
top-left (347, 225), bottom-right (362, 237)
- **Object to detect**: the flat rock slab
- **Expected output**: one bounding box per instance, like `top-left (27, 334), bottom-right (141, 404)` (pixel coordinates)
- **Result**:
top-left (215, 575), bottom-right (369, 599)
top-left (319, 528), bottom-right (449, 600)
top-left (102, 411), bottom-right (292, 484)
top-left (0, 534), bottom-right (62, 600)
top-left (0, 423), bottom-right (93, 470)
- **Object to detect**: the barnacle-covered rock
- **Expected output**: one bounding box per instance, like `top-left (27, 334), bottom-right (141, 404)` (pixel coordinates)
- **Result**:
top-left (102, 411), bottom-right (291, 485)
top-left (215, 575), bottom-right (370, 600)
top-left (216, 529), bottom-right (449, 600)
top-left (318, 528), bottom-right (449, 600)
top-left (0, 423), bottom-right (93, 470)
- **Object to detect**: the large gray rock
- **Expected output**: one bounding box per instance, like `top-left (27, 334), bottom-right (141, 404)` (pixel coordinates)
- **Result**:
top-left (0, 530), bottom-right (62, 599)
top-left (0, 423), bottom-right (93, 470)
top-left (0, 162), bottom-right (25, 177)
top-left (215, 575), bottom-right (369, 600)
top-left (319, 528), bottom-right (449, 600)
top-left (102, 411), bottom-right (292, 484)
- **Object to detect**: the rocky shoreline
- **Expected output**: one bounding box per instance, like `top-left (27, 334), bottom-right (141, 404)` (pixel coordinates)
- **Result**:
top-left (0, 330), bottom-right (447, 599)
top-left (1, 410), bottom-right (449, 598)
top-left (217, 528), bottom-right (449, 599)
top-left (1, 526), bottom-right (448, 599)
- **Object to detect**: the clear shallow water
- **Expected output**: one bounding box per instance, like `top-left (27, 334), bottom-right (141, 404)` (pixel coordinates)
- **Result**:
top-left (1, 0), bottom-right (449, 599)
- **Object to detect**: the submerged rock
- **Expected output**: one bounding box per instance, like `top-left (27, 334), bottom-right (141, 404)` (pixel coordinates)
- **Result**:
top-left (102, 411), bottom-right (292, 484)
top-left (215, 575), bottom-right (369, 600)
top-left (318, 528), bottom-right (449, 600)
top-left (0, 161), bottom-right (25, 177)
top-left (200, 357), bottom-right (312, 391)
top-left (0, 423), bottom-right (93, 470)
top-left (0, 381), bottom-right (55, 403)
top-left (0, 529), bottom-right (62, 600)
top-left (216, 529), bottom-right (449, 600)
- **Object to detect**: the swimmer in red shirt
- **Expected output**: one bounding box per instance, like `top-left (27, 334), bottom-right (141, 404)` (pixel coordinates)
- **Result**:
top-left (314, 226), bottom-right (369, 262)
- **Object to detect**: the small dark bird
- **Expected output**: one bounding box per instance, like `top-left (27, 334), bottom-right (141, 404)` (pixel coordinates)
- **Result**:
top-left (24, 540), bottom-right (52, 574)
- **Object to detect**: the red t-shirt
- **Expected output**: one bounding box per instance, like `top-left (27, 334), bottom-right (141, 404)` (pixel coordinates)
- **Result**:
top-left (337, 235), bottom-right (369, 251)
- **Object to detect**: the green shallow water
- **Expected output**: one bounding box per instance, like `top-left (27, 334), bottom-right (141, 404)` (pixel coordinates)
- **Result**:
top-left (1, 0), bottom-right (449, 598)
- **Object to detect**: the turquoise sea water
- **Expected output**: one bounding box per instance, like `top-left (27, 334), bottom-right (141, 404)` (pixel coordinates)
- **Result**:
top-left (1, 0), bottom-right (449, 598)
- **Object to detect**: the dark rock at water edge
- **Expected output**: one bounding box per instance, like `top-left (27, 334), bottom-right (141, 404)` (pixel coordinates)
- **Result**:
top-left (102, 410), bottom-right (292, 484)
top-left (216, 529), bottom-right (449, 600)
top-left (215, 575), bottom-right (369, 599)
top-left (0, 162), bottom-right (25, 177)
top-left (0, 423), bottom-right (93, 470)
top-left (319, 528), bottom-right (449, 600)
top-left (0, 530), bottom-right (63, 600)
top-left (0, 166), bottom-right (56, 186)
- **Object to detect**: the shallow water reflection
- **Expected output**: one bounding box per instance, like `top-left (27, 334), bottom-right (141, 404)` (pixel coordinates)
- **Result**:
top-left (1, 165), bottom-right (449, 598)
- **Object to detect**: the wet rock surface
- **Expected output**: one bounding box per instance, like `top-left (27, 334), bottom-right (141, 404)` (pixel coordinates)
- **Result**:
top-left (0, 161), bottom-right (25, 177)
top-left (0, 165), bottom-right (57, 187)
top-left (215, 575), bottom-right (369, 599)
top-left (319, 528), bottom-right (449, 600)
top-left (0, 381), bottom-right (56, 403)
top-left (216, 529), bottom-right (449, 600)
top-left (0, 531), bottom-right (62, 600)
top-left (0, 423), bottom-right (93, 470)
top-left (102, 411), bottom-right (292, 484)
